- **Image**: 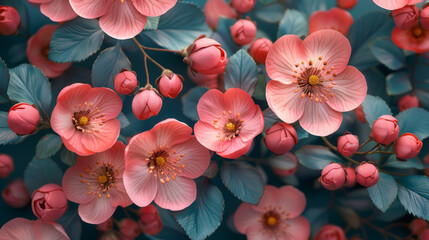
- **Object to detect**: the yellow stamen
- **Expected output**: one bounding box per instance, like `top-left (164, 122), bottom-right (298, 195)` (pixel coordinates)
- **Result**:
top-left (156, 157), bottom-right (166, 167)
top-left (308, 75), bottom-right (319, 86)
top-left (413, 27), bottom-right (423, 38)
top-left (120, 0), bottom-right (124, 3)
top-left (79, 116), bottom-right (89, 126)
top-left (98, 175), bottom-right (107, 184)
top-left (225, 122), bottom-right (235, 132)
top-left (267, 216), bottom-right (277, 226)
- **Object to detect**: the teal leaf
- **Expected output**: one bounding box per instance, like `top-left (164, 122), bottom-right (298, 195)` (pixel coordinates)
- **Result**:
top-left (49, 17), bottom-right (104, 63)
top-left (291, 0), bottom-right (327, 17)
top-left (367, 172), bottom-right (398, 212)
top-left (221, 161), bottom-right (264, 204)
top-left (144, 16), bottom-right (160, 30)
top-left (223, 50), bottom-right (258, 95)
top-left (212, 17), bottom-right (239, 57)
top-left (0, 57), bottom-right (9, 98)
top-left (36, 134), bottom-right (63, 159)
top-left (0, 111), bottom-right (23, 145)
top-left (383, 155), bottom-right (424, 170)
top-left (295, 145), bottom-right (342, 170)
top-left (369, 37), bottom-right (405, 70)
top-left (60, 148), bottom-right (78, 166)
top-left (57, 209), bottom-right (82, 240)
top-left (174, 178), bottom-right (224, 240)
top-left (255, 3), bottom-right (285, 23)
top-left (92, 43), bottom-right (132, 90)
top-left (361, 95), bottom-right (392, 128)
top-left (386, 72), bottom-right (412, 96)
top-left (278, 9), bottom-right (308, 38)
top-left (8, 64), bottom-right (52, 114)
top-left (117, 112), bottom-right (130, 129)
top-left (252, 71), bottom-right (267, 101)
top-left (396, 107), bottom-right (429, 140)
top-left (24, 158), bottom-right (63, 194)
top-left (181, 87), bottom-right (208, 121)
top-left (397, 175), bottom-right (429, 221)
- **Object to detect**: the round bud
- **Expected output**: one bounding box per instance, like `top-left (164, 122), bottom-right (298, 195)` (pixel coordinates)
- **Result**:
top-left (337, 134), bottom-right (359, 156)
top-left (139, 204), bottom-right (163, 236)
top-left (231, 0), bottom-right (256, 13)
top-left (264, 122), bottom-right (298, 155)
top-left (158, 73), bottom-right (183, 98)
top-left (249, 38), bottom-right (273, 64)
top-left (314, 225), bottom-right (347, 240)
top-left (0, 6), bottom-right (21, 36)
top-left (0, 154), bottom-right (14, 178)
top-left (132, 87), bottom-right (162, 120)
top-left (395, 133), bottom-right (423, 160)
top-left (2, 179), bottom-right (30, 208)
top-left (398, 94), bottom-right (419, 112)
top-left (344, 167), bottom-right (356, 188)
top-left (32, 183), bottom-right (68, 222)
top-left (114, 71), bottom-right (138, 95)
top-left (356, 162), bottom-right (379, 187)
top-left (268, 153), bottom-right (298, 177)
top-left (392, 5), bottom-right (419, 30)
top-left (371, 115), bottom-right (399, 145)
top-left (120, 218), bottom-right (140, 239)
top-left (230, 19), bottom-right (257, 46)
top-left (8, 103), bottom-right (40, 135)
top-left (319, 163), bottom-right (346, 190)
top-left (185, 37), bottom-right (227, 74)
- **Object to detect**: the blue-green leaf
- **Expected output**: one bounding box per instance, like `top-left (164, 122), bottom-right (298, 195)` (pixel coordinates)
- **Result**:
top-left (212, 17), bottom-right (239, 57)
top-left (49, 17), bottom-right (104, 63)
top-left (92, 43), bottom-right (131, 90)
top-left (0, 57), bottom-right (9, 98)
top-left (223, 50), bottom-right (258, 95)
top-left (295, 145), bottom-right (342, 170)
top-left (278, 9), bottom-right (308, 38)
top-left (24, 158), bottom-right (63, 194)
top-left (369, 37), bottom-right (405, 70)
top-left (255, 3), bottom-right (285, 23)
top-left (8, 64), bottom-right (52, 114)
top-left (290, 0), bottom-right (327, 17)
top-left (386, 72), bottom-right (412, 96)
top-left (383, 155), bottom-right (424, 170)
top-left (60, 148), bottom-right (78, 166)
top-left (221, 161), bottom-right (264, 204)
top-left (361, 95), bottom-right (392, 128)
top-left (397, 175), bottom-right (429, 221)
top-left (117, 112), bottom-right (130, 129)
top-left (0, 111), bottom-right (23, 145)
top-left (181, 87), bottom-right (208, 121)
top-left (57, 209), bottom-right (82, 240)
top-left (36, 134), bottom-right (63, 159)
top-left (144, 16), bottom-right (160, 30)
top-left (174, 178), bottom-right (224, 240)
top-left (396, 107), bottom-right (429, 140)
top-left (368, 172), bottom-right (398, 212)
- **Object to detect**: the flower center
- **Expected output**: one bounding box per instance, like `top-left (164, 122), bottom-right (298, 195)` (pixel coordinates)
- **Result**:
top-left (266, 216), bottom-right (277, 227)
top-left (308, 75), bottom-right (319, 86)
top-left (155, 157), bottom-right (166, 167)
top-left (212, 111), bottom-right (244, 141)
top-left (225, 122), bottom-right (236, 132)
top-left (146, 146), bottom-right (186, 184)
top-left (413, 26), bottom-right (423, 38)
top-left (80, 161), bottom-right (119, 198)
top-left (98, 175), bottom-right (108, 184)
top-left (71, 102), bottom-right (106, 134)
top-left (79, 116), bottom-right (89, 126)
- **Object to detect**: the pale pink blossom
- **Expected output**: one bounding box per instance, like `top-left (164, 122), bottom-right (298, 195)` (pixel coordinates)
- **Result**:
top-left (0, 218), bottom-right (69, 240)
top-left (373, 0), bottom-right (423, 11)
top-left (27, 0), bottom-right (77, 22)
top-left (309, 8), bottom-right (354, 36)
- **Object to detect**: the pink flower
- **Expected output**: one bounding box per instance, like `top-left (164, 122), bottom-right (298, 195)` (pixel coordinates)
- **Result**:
top-left (194, 88), bottom-right (264, 159)
top-left (373, 0), bottom-right (423, 10)
top-left (139, 205), bottom-right (163, 235)
top-left (0, 6), bottom-right (21, 36)
top-left (337, 133), bottom-right (359, 156)
top-left (371, 115), bottom-right (400, 145)
top-left (32, 184), bottom-right (68, 222)
top-left (0, 154), bottom-right (14, 178)
top-left (249, 38), bottom-right (273, 64)
top-left (231, 0), bottom-right (256, 13)
top-left (264, 122), bottom-right (298, 155)
top-left (265, 29), bottom-right (367, 136)
top-left (309, 8), bottom-right (354, 36)
top-left (314, 224), bottom-right (347, 240)
top-left (392, 5), bottom-right (419, 30)
top-left (157, 71), bottom-right (183, 99)
top-left (319, 163), bottom-right (346, 190)
top-left (69, 0), bottom-right (176, 39)
top-left (392, 23), bottom-right (429, 53)
top-left (184, 37), bottom-right (228, 75)
top-left (26, 25), bottom-right (72, 78)
top-left (132, 86), bottom-right (163, 120)
top-left (51, 83), bottom-right (122, 156)
top-left (230, 19), bottom-right (257, 46)
top-left (410, 218), bottom-right (429, 235)
top-left (0, 218), bottom-right (69, 240)
top-left (421, 6), bottom-right (429, 29)
top-left (337, 0), bottom-right (358, 9)
top-left (344, 167), bottom-right (356, 188)
top-left (234, 185), bottom-right (310, 240)
top-left (8, 103), bottom-right (40, 135)
top-left (120, 218), bottom-right (140, 239)
top-left (398, 94), bottom-right (419, 111)
top-left (204, 0), bottom-right (237, 29)
top-left (356, 162), bottom-right (379, 187)
top-left (395, 133), bottom-right (423, 159)
top-left (114, 71), bottom-right (138, 95)
top-left (27, 0), bottom-right (77, 22)
top-left (62, 141), bottom-right (132, 224)
top-left (97, 218), bottom-right (114, 232)
top-left (123, 119), bottom-right (210, 211)
top-left (420, 229), bottom-right (429, 240)
top-left (2, 179), bottom-right (30, 208)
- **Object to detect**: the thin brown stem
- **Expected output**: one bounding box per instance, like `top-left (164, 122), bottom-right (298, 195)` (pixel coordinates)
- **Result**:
top-left (144, 56), bottom-right (150, 85)
top-left (355, 144), bottom-right (381, 155)
top-left (140, 45), bottom-right (182, 54)
top-left (361, 219), bottom-right (405, 240)
top-left (132, 38), bottom-right (166, 71)
top-left (359, 139), bottom-right (371, 149)
top-left (370, 151), bottom-right (394, 154)
top-left (321, 137), bottom-right (337, 151)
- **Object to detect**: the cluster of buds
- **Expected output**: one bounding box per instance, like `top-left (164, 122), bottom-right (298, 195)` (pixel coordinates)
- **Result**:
top-left (319, 162), bottom-right (379, 190)
top-left (390, 3), bottom-right (429, 30)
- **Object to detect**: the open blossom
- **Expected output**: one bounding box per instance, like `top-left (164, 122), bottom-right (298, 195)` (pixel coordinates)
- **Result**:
top-left (51, 83), bottom-right (122, 156)
top-left (234, 185), bottom-right (310, 240)
top-left (265, 29), bottom-right (367, 136)
top-left (26, 0), bottom-right (77, 22)
top-left (69, 0), bottom-right (176, 39)
top-left (0, 218), bottom-right (70, 240)
top-left (123, 119), bottom-right (210, 211)
top-left (309, 8), bottom-right (354, 36)
top-left (372, 0), bottom-right (423, 10)
top-left (194, 88), bottom-right (264, 159)
top-left (392, 23), bottom-right (429, 53)
top-left (62, 141), bottom-right (132, 224)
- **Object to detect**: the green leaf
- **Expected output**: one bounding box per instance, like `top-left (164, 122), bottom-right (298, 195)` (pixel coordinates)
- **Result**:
top-left (278, 9), bottom-right (308, 38)
top-left (223, 50), bottom-right (258, 96)
top-left (60, 148), bottom-right (78, 166)
top-left (361, 95), bottom-right (392, 128)
top-left (383, 155), bottom-right (424, 170)
top-left (396, 107), bottom-right (429, 140)
top-left (0, 111), bottom-right (23, 145)
top-left (368, 172), bottom-right (398, 212)
top-left (24, 158), bottom-right (63, 194)
top-left (397, 175), bottom-right (429, 221)
top-left (386, 72), bottom-right (412, 96)
top-left (144, 16), bottom-right (160, 30)
top-left (255, 3), bottom-right (285, 23)
top-left (181, 87), bottom-right (208, 121)
top-left (369, 37), bottom-right (405, 70)
top-left (0, 57), bottom-right (9, 99)
top-left (295, 145), bottom-right (342, 170)
top-left (36, 134), bottom-right (63, 159)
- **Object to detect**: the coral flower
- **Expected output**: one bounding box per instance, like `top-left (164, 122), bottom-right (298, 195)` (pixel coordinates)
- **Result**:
top-left (0, 218), bottom-right (69, 239)
top-left (62, 141), bottom-right (132, 224)
top-left (27, 0), bottom-right (77, 22)
top-left (392, 23), bottom-right (429, 53)
top-left (265, 29), bottom-right (367, 136)
top-left (69, 0), bottom-right (176, 39)
top-left (194, 88), bottom-right (264, 159)
top-left (234, 185), bottom-right (310, 240)
top-left (123, 119), bottom-right (210, 211)
top-left (373, 0), bottom-right (423, 10)
top-left (309, 8), bottom-right (354, 36)
top-left (51, 83), bottom-right (122, 156)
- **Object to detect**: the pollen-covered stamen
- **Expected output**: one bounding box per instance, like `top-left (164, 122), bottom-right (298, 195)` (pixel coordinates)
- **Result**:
top-left (212, 111), bottom-right (244, 141)
top-left (80, 161), bottom-right (119, 198)
top-left (71, 102), bottom-right (106, 134)
top-left (146, 146), bottom-right (186, 184)
top-left (409, 25), bottom-right (427, 41)
top-left (257, 205), bottom-right (291, 238)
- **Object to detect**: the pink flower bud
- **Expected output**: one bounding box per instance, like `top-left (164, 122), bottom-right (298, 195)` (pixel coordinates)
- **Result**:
top-left (185, 37), bottom-right (227, 74)
top-left (31, 183), bottom-right (68, 222)
top-left (420, 229), bottom-right (429, 240)
top-left (399, 94), bottom-right (419, 111)
top-left (230, 19), bottom-right (257, 46)
top-left (0, 6), bottom-right (20, 36)
top-left (97, 218), bottom-right (114, 232)
top-left (336, 0), bottom-right (358, 9)
top-left (395, 133), bottom-right (423, 159)
top-left (392, 5), bottom-right (419, 30)
top-left (371, 115), bottom-right (399, 145)
top-left (8, 103), bottom-right (40, 135)
top-left (114, 71), bottom-right (138, 95)
top-left (2, 179), bottom-right (30, 208)
top-left (410, 218), bottom-right (429, 235)
top-left (187, 67), bottom-right (220, 89)
top-left (231, 0), bottom-right (256, 13)
top-left (344, 167), bottom-right (356, 188)
top-left (420, 6), bottom-right (429, 29)
top-left (120, 218), bottom-right (140, 239)
top-left (319, 163), bottom-right (346, 190)
top-left (354, 105), bottom-right (366, 123)
top-left (269, 153), bottom-right (298, 177)
top-left (139, 205), bottom-right (163, 236)
top-left (337, 134), bottom-right (359, 156)
top-left (314, 225), bottom-right (347, 240)
top-left (249, 38), bottom-right (273, 64)
top-left (356, 162), bottom-right (379, 187)
top-left (264, 122), bottom-right (298, 155)
top-left (132, 87), bottom-right (162, 120)
top-left (157, 72), bottom-right (183, 98)
top-left (0, 154), bottom-right (14, 178)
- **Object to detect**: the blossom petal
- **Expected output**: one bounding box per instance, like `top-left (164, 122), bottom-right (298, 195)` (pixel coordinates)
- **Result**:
top-left (154, 176), bottom-right (196, 211)
top-left (123, 160), bottom-right (158, 207)
top-left (81, 119), bottom-right (121, 153)
top-left (373, 0), bottom-right (409, 10)
top-left (69, 0), bottom-right (112, 18)
top-left (78, 197), bottom-right (116, 224)
top-left (194, 121), bottom-right (228, 153)
top-left (282, 217), bottom-right (311, 240)
top-left (197, 89), bottom-right (226, 123)
top-left (391, 26), bottom-right (429, 54)
top-left (245, 223), bottom-right (266, 240)
top-left (308, 8), bottom-right (353, 36)
top-left (299, 101), bottom-right (343, 136)
top-left (84, 87), bottom-right (122, 119)
top-left (234, 203), bottom-right (261, 234)
top-left (0, 218), bottom-right (36, 240)
top-left (41, 0), bottom-right (78, 22)
top-left (62, 134), bottom-right (94, 156)
top-left (217, 138), bottom-right (252, 159)
top-left (51, 104), bottom-right (76, 140)
top-left (125, 131), bottom-right (158, 164)
top-left (62, 166), bottom-right (95, 204)
top-left (133, 0), bottom-right (176, 17)
top-left (108, 182), bottom-right (132, 208)
top-left (33, 220), bottom-right (69, 240)
top-left (152, 119), bottom-right (192, 147)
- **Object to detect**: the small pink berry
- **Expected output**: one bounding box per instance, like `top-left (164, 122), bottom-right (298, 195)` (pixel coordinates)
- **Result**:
top-left (97, 218), bottom-right (114, 232)
top-left (249, 38), bottom-right (273, 64)
top-left (392, 5), bottom-right (419, 30)
top-left (0, 154), bottom-right (14, 178)
top-left (264, 122), bottom-right (298, 155)
top-left (314, 224), bottom-right (347, 240)
top-left (336, 0), bottom-right (358, 9)
top-left (356, 162), bottom-right (379, 187)
top-left (0, 6), bottom-right (21, 36)
top-left (269, 153), bottom-right (298, 177)
top-left (2, 179), bottom-right (30, 208)
top-left (114, 71), bottom-right (138, 95)
top-left (184, 37), bottom-right (227, 75)
top-left (337, 133), bottom-right (359, 156)
top-left (32, 183), bottom-right (68, 222)
top-left (398, 94), bottom-right (419, 112)
top-left (230, 19), bottom-right (257, 46)
top-left (230, 0), bottom-right (256, 13)
top-left (344, 167), bottom-right (356, 188)
top-left (410, 218), bottom-right (429, 235)
top-left (139, 205), bottom-right (163, 236)
top-left (371, 115), bottom-right (399, 145)
top-left (420, 6), bottom-right (429, 30)
top-left (8, 103), bottom-right (40, 135)
top-left (395, 133), bottom-right (423, 159)
top-left (132, 86), bottom-right (162, 121)
top-left (319, 163), bottom-right (346, 191)
top-left (120, 218), bottom-right (140, 239)
top-left (157, 71), bottom-right (183, 98)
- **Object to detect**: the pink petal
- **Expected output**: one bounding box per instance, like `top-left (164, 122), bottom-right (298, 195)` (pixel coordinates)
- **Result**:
top-left (237, 107), bottom-right (264, 142)
top-left (408, 0), bottom-right (424, 4)
top-left (325, 66), bottom-right (367, 112)
top-left (99, 0), bottom-right (148, 40)
top-left (204, 0), bottom-right (237, 29)
top-left (125, 131), bottom-right (158, 164)
top-left (266, 35), bottom-right (306, 84)
top-left (154, 176), bottom-right (196, 211)
top-left (170, 136), bottom-right (210, 179)
top-left (308, 8), bottom-right (353, 36)
top-left (51, 104), bottom-right (76, 140)
top-left (373, 0), bottom-right (409, 10)
top-left (197, 89), bottom-right (226, 123)
top-left (27, 0), bottom-right (51, 3)
top-left (266, 80), bottom-right (307, 123)
top-left (245, 223), bottom-right (266, 240)
top-left (275, 186), bottom-right (306, 218)
top-left (234, 203), bottom-right (261, 234)
top-left (84, 87), bottom-right (122, 120)
top-left (69, 0), bottom-right (112, 18)
top-left (81, 119), bottom-right (121, 153)
top-left (123, 161), bottom-right (158, 207)
top-left (0, 218), bottom-right (36, 240)
top-left (299, 101), bottom-right (343, 136)
top-left (217, 138), bottom-right (252, 159)
top-left (132, 0), bottom-right (176, 17)
top-left (41, 0), bottom-right (78, 22)
top-left (152, 119), bottom-right (192, 147)
top-left (78, 197), bottom-right (116, 224)
top-left (62, 166), bottom-right (95, 204)
top-left (282, 217), bottom-right (310, 240)
top-left (56, 83), bottom-right (91, 105)
top-left (194, 121), bottom-right (228, 153)
top-left (89, 141), bottom-right (126, 173)
top-left (33, 220), bottom-right (69, 240)
top-left (224, 88), bottom-right (260, 122)
top-left (108, 181), bottom-right (132, 208)
top-left (302, 29), bottom-right (351, 74)
top-left (62, 134), bottom-right (95, 156)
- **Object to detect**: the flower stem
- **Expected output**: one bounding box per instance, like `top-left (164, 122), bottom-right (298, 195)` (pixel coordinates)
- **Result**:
top-left (140, 45), bottom-right (182, 54)
top-left (144, 56), bottom-right (150, 85)
top-left (132, 38), bottom-right (166, 71)
top-left (358, 139), bottom-right (371, 149)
